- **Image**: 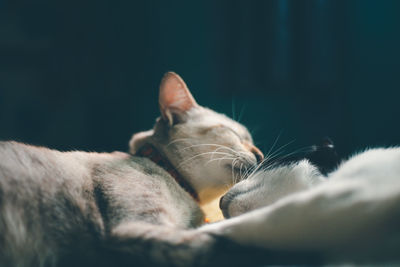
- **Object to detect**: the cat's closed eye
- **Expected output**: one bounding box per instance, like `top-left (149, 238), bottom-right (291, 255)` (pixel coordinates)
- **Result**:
top-left (201, 124), bottom-right (246, 141)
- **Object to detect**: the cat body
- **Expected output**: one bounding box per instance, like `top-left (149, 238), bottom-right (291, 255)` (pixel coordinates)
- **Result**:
top-left (0, 141), bottom-right (203, 266)
top-left (0, 72), bottom-right (266, 267)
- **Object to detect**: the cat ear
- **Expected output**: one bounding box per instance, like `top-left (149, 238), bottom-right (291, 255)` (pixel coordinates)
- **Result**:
top-left (159, 72), bottom-right (198, 125)
top-left (129, 129), bottom-right (154, 154)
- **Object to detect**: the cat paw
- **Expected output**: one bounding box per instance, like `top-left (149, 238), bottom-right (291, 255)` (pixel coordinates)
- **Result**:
top-left (220, 160), bottom-right (324, 218)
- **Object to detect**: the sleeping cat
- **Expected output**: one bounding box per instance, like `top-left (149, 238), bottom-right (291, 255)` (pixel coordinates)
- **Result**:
top-left (215, 145), bottom-right (400, 263)
top-left (4, 71), bottom-right (397, 266)
top-left (0, 72), bottom-right (268, 267)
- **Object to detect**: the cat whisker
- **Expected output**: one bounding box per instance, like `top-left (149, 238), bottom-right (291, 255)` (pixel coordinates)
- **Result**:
top-left (261, 144), bottom-right (307, 169)
top-left (235, 161), bottom-right (243, 184)
top-left (270, 139), bottom-right (296, 159)
top-left (177, 151), bottom-right (235, 169)
top-left (245, 155), bottom-right (278, 179)
top-left (228, 158), bottom-right (249, 184)
top-left (231, 158), bottom-right (238, 185)
top-left (209, 147), bottom-right (238, 162)
top-left (260, 145), bottom-right (315, 171)
top-left (264, 130), bottom-right (283, 160)
top-left (210, 144), bottom-right (241, 157)
top-left (235, 151), bottom-right (256, 166)
top-left (167, 139), bottom-right (256, 182)
top-left (205, 156), bottom-right (237, 167)
top-left (242, 163), bottom-right (258, 180)
top-left (243, 143), bottom-right (314, 180)
top-left (178, 143), bottom-right (242, 160)
top-left (237, 102), bottom-right (247, 123)
top-left (167, 140), bottom-right (256, 173)
top-left (206, 146), bottom-right (256, 176)
top-left (246, 139), bottom-right (296, 176)
top-left (239, 133), bottom-right (286, 179)
top-left (234, 162), bottom-right (239, 184)
top-left (231, 98), bottom-right (236, 121)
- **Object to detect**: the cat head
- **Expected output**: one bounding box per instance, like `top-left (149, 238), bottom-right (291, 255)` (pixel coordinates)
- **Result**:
top-left (129, 72), bottom-right (263, 204)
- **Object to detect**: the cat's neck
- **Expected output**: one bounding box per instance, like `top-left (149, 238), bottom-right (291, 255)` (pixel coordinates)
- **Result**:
top-left (135, 143), bottom-right (199, 201)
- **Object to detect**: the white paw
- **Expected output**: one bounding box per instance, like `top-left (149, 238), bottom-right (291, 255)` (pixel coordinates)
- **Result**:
top-left (220, 160), bottom-right (324, 218)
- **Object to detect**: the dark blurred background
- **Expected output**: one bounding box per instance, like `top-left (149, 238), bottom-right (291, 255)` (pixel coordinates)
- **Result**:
top-left (1, 0), bottom-right (399, 158)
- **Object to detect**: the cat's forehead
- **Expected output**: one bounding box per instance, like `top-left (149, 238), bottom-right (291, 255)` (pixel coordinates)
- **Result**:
top-left (188, 107), bottom-right (251, 139)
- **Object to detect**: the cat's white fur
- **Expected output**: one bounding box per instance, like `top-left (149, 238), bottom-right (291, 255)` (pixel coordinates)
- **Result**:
top-left (219, 160), bottom-right (324, 218)
top-left (201, 147), bottom-right (400, 262)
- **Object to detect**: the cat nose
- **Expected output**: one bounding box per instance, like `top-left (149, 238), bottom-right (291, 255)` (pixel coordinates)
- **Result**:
top-left (252, 147), bottom-right (264, 164)
top-left (254, 151), bottom-right (264, 164)
top-left (244, 141), bottom-right (264, 164)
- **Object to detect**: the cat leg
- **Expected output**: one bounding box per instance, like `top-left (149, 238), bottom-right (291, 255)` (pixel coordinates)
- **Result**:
top-left (205, 148), bottom-right (400, 263)
top-left (103, 221), bottom-right (316, 267)
top-left (104, 222), bottom-right (214, 267)
top-left (201, 178), bottom-right (400, 263)
top-left (220, 160), bottom-right (324, 217)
